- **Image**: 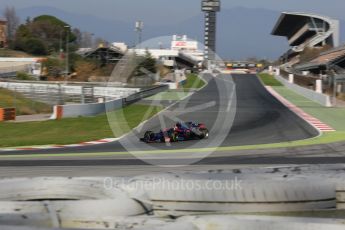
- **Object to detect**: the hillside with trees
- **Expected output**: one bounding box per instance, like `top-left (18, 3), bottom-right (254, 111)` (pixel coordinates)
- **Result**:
top-left (1, 6), bottom-right (158, 84)
top-left (12, 15), bottom-right (76, 55)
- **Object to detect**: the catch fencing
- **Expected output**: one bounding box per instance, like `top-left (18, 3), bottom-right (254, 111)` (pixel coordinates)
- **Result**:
top-left (0, 82), bottom-right (140, 105)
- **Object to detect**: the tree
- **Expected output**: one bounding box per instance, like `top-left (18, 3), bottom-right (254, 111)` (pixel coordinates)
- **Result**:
top-left (3, 6), bottom-right (20, 43)
top-left (72, 28), bottom-right (82, 47)
top-left (31, 15), bottom-right (76, 52)
top-left (13, 15), bottom-right (77, 55)
top-left (24, 38), bottom-right (47, 55)
top-left (25, 17), bottom-right (31, 25)
top-left (13, 24), bottom-right (31, 51)
top-left (138, 50), bottom-right (157, 74)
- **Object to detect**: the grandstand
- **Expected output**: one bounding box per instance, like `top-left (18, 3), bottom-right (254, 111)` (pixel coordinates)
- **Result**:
top-left (272, 12), bottom-right (339, 66)
top-left (295, 46), bottom-right (345, 74)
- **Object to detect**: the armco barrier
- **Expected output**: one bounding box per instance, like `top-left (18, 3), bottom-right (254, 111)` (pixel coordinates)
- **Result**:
top-left (123, 85), bottom-right (169, 105)
top-left (0, 82), bottom-right (140, 103)
top-left (274, 74), bottom-right (332, 107)
top-left (0, 108), bottom-right (16, 121)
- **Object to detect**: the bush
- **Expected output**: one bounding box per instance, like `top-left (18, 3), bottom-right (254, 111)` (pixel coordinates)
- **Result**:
top-left (24, 38), bottom-right (48, 55)
top-left (16, 72), bottom-right (33, 80)
top-left (42, 57), bottom-right (64, 77)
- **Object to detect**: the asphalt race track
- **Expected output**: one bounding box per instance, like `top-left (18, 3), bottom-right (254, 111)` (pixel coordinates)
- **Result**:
top-left (0, 74), bottom-right (321, 165)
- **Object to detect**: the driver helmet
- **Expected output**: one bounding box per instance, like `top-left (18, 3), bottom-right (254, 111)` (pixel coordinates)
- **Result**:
top-left (175, 122), bottom-right (182, 130)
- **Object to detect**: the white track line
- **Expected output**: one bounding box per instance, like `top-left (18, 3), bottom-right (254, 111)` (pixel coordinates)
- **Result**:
top-left (0, 138), bottom-right (119, 152)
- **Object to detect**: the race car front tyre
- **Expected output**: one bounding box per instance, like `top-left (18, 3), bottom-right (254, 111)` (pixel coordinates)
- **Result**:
top-left (144, 131), bottom-right (154, 142)
top-left (199, 128), bottom-right (209, 139)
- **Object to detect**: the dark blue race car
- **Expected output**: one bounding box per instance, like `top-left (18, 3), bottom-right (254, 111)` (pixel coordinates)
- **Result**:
top-left (140, 122), bottom-right (209, 143)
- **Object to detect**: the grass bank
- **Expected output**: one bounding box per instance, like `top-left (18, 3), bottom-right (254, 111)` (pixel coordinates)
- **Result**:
top-left (182, 74), bottom-right (206, 89)
top-left (258, 73), bottom-right (283, 86)
top-left (0, 104), bottom-right (162, 147)
top-left (0, 88), bottom-right (52, 115)
top-left (0, 49), bottom-right (31, 57)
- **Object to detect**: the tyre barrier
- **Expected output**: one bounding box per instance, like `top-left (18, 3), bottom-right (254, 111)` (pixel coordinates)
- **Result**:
top-left (169, 215), bottom-right (345, 230)
top-left (0, 177), bottom-right (117, 200)
top-left (1, 215), bottom-right (345, 230)
top-left (0, 168), bottom-right (343, 229)
top-left (0, 178), bottom-right (149, 229)
top-left (0, 200), bottom-right (146, 228)
top-left (0, 108), bottom-right (16, 122)
top-left (123, 173), bottom-right (336, 216)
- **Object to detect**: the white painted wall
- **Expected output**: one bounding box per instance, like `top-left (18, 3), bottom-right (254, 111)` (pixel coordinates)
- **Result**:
top-left (274, 74), bottom-right (332, 107)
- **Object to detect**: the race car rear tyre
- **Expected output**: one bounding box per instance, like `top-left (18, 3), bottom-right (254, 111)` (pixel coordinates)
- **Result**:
top-left (185, 130), bottom-right (192, 138)
top-left (199, 128), bottom-right (209, 139)
top-left (144, 131), bottom-right (154, 142)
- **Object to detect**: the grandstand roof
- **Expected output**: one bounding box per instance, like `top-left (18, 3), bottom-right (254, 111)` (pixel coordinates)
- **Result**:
top-left (272, 12), bottom-right (336, 35)
top-left (272, 13), bottom-right (309, 36)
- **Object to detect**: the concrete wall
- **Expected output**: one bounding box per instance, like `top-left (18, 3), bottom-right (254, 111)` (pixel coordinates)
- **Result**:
top-left (51, 84), bottom-right (168, 119)
top-left (51, 98), bottom-right (123, 119)
top-left (274, 73), bottom-right (332, 107)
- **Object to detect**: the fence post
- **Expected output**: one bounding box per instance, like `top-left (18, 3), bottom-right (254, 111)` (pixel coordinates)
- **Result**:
top-left (13, 87), bottom-right (17, 112)
top-left (81, 87), bottom-right (85, 104)
top-left (316, 80), bottom-right (323, 93)
top-left (289, 74), bottom-right (294, 84)
top-left (275, 68), bottom-right (280, 76)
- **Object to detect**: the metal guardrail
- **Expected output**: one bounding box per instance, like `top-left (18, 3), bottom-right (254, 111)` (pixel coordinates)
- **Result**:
top-left (0, 71), bottom-right (17, 78)
top-left (0, 79), bottom-right (135, 88)
top-left (0, 82), bottom-right (140, 106)
top-left (123, 85), bottom-right (169, 105)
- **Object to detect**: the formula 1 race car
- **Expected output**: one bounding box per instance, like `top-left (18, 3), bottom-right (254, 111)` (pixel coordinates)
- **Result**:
top-left (140, 122), bottom-right (209, 143)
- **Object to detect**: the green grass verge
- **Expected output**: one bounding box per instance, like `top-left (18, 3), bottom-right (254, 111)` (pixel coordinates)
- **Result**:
top-left (2, 131), bottom-right (345, 159)
top-left (0, 88), bottom-right (52, 115)
top-left (258, 73), bottom-right (283, 86)
top-left (0, 104), bottom-right (162, 147)
top-left (182, 74), bottom-right (206, 89)
top-left (273, 86), bottom-right (345, 131)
